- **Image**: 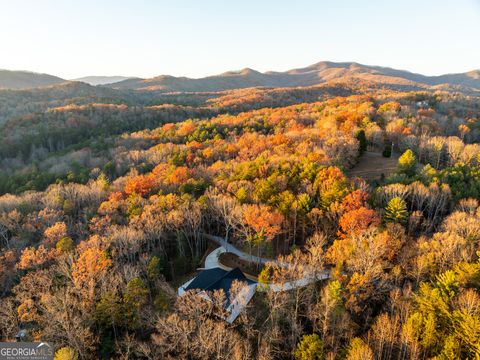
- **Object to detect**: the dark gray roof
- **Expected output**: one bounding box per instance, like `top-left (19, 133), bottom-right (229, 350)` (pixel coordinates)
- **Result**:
top-left (185, 267), bottom-right (255, 306)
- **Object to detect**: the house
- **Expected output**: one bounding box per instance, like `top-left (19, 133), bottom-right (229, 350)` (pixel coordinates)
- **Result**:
top-left (178, 267), bottom-right (257, 323)
top-left (15, 329), bottom-right (29, 342)
top-left (416, 100), bottom-right (429, 108)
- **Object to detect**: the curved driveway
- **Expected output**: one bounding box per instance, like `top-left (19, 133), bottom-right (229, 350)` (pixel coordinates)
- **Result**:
top-left (202, 234), bottom-right (331, 292)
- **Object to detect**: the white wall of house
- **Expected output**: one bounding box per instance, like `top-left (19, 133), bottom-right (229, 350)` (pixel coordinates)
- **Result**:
top-left (226, 283), bottom-right (257, 323)
top-left (177, 278), bottom-right (194, 296)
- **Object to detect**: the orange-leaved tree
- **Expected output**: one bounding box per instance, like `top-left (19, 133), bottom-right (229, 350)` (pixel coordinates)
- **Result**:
top-left (124, 174), bottom-right (158, 197)
top-left (338, 207), bottom-right (381, 238)
top-left (341, 189), bottom-right (370, 212)
top-left (242, 204), bottom-right (284, 261)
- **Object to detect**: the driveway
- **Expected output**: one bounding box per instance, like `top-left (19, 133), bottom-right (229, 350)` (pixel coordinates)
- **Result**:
top-left (202, 233), bottom-right (272, 264)
top-left (202, 238), bottom-right (331, 292)
top-left (204, 246), bottom-right (226, 269)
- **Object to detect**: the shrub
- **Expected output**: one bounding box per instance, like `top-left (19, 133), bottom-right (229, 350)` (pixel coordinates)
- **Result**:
top-left (294, 334), bottom-right (324, 360)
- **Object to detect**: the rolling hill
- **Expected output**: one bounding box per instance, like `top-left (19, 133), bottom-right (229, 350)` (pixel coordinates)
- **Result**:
top-left (0, 69), bottom-right (67, 89)
top-left (106, 61), bottom-right (480, 93)
top-left (2, 62), bottom-right (479, 94)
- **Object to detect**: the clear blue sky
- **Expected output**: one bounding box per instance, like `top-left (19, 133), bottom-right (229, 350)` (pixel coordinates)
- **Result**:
top-left (0, 0), bottom-right (479, 79)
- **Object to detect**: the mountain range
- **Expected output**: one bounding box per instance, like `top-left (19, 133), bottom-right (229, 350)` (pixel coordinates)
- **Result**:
top-left (0, 69), bottom-right (66, 89)
top-left (1, 62), bottom-right (479, 93)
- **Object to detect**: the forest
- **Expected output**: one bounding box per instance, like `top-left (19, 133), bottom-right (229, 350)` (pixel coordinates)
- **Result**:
top-left (0, 78), bottom-right (480, 360)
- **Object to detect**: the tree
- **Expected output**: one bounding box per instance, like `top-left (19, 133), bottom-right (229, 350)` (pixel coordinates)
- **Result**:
top-left (124, 278), bottom-right (149, 309)
top-left (18, 246), bottom-right (55, 270)
top-left (95, 277), bottom-right (149, 332)
top-left (346, 337), bottom-right (374, 360)
top-left (95, 292), bottom-right (125, 329)
top-left (0, 210), bottom-right (22, 248)
top-left (398, 149), bottom-right (417, 177)
top-left (384, 197), bottom-right (408, 224)
top-left (458, 123), bottom-right (470, 141)
top-left (71, 245), bottom-right (112, 288)
top-left (242, 204), bottom-right (284, 259)
top-left (206, 189), bottom-right (242, 246)
top-left (54, 346), bottom-right (79, 360)
top-left (153, 292), bottom-right (170, 313)
top-left (383, 142), bottom-right (392, 158)
top-left (355, 129), bottom-right (368, 154)
top-left (0, 251), bottom-right (16, 294)
top-left (338, 207), bottom-right (381, 238)
top-left (147, 256), bottom-right (164, 281)
top-left (311, 280), bottom-right (353, 352)
top-left (258, 265), bottom-right (273, 288)
top-left (314, 167), bottom-right (349, 209)
top-left (451, 291), bottom-right (480, 356)
top-left (44, 221), bottom-right (68, 246)
top-left (341, 189), bottom-right (369, 212)
top-left (124, 174), bottom-right (157, 197)
top-left (56, 237), bottom-right (74, 252)
top-left (328, 224), bottom-right (405, 278)
top-left (168, 166), bottom-right (190, 185)
top-left (294, 334), bottom-right (324, 360)
top-left (123, 277), bottom-right (149, 328)
top-left (152, 291), bottom-right (253, 359)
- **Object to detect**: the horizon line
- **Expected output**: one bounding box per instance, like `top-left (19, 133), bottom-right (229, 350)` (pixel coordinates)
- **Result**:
top-left (1, 60), bottom-right (479, 81)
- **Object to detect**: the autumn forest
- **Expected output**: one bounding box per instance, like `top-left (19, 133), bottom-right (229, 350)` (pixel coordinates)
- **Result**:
top-left (0, 64), bottom-right (480, 360)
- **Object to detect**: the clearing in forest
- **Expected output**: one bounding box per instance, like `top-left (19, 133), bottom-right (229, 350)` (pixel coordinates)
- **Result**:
top-left (348, 151), bottom-right (399, 181)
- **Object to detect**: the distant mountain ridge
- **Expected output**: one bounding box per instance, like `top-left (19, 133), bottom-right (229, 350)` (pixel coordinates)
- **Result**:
top-left (1, 62), bottom-right (479, 93)
top-left (106, 61), bottom-right (480, 93)
top-left (0, 70), bottom-right (66, 89)
top-left (73, 76), bottom-right (135, 86)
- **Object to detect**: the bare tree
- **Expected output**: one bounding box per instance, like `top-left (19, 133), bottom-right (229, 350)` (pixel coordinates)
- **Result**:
top-left (205, 188), bottom-right (242, 250)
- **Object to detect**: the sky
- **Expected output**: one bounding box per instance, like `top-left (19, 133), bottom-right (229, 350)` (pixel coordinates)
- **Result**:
top-left (0, 0), bottom-right (479, 79)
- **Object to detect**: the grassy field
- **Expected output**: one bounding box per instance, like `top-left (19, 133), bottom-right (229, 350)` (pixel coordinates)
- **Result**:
top-left (348, 151), bottom-right (399, 181)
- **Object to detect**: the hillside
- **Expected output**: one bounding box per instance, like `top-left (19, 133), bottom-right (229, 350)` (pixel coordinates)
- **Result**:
top-left (0, 64), bottom-right (480, 359)
top-left (0, 81), bottom-right (147, 125)
top-left (107, 61), bottom-right (480, 93)
top-left (0, 69), bottom-right (66, 89)
top-left (1, 85), bottom-right (480, 359)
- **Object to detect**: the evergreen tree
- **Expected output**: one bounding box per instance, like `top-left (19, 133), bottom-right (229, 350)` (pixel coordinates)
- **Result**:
top-left (54, 346), bottom-right (78, 360)
top-left (384, 197), bottom-right (408, 224)
top-left (398, 149), bottom-right (417, 177)
top-left (294, 334), bottom-right (324, 360)
top-left (258, 265), bottom-right (273, 285)
top-left (355, 129), bottom-right (368, 154)
top-left (153, 292), bottom-right (170, 313)
top-left (147, 256), bottom-right (164, 281)
top-left (124, 278), bottom-right (149, 309)
top-left (382, 142), bottom-right (392, 158)
top-left (56, 237), bottom-right (74, 252)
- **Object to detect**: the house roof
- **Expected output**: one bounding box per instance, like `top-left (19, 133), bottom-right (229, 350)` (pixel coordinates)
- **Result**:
top-left (185, 267), bottom-right (255, 306)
